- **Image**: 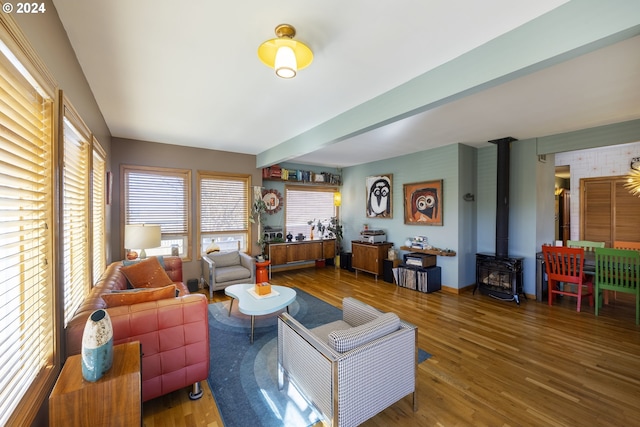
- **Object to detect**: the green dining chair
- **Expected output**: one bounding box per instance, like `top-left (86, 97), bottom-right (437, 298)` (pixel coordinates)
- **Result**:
top-left (567, 240), bottom-right (605, 252)
top-left (594, 248), bottom-right (640, 324)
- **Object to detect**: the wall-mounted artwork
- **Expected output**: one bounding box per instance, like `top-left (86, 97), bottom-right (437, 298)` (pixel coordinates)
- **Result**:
top-left (403, 180), bottom-right (443, 226)
top-left (366, 174), bottom-right (392, 218)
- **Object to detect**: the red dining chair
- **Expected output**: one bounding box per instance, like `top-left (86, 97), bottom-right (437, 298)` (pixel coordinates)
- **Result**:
top-left (542, 245), bottom-right (594, 312)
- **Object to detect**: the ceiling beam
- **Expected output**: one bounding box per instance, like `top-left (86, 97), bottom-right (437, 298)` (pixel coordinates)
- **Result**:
top-left (257, 0), bottom-right (640, 168)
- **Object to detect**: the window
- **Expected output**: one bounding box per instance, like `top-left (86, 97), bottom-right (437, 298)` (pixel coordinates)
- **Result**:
top-left (122, 165), bottom-right (192, 260)
top-left (92, 140), bottom-right (106, 283)
top-left (0, 22), bottom-right (57, 426)
top-left (61, 97), bottom-right (92, 326)
top-left (198, 172), bottom-right (250, 255)
top-left (285, 186), bottom-right (337, 238)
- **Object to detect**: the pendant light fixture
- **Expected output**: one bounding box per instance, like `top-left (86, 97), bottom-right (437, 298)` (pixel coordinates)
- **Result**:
top-left (258, 24), bottom-right (313, 79)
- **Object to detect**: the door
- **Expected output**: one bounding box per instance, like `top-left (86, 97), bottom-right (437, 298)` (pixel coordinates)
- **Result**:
top-left (581, 176), bottom-right (640, 246)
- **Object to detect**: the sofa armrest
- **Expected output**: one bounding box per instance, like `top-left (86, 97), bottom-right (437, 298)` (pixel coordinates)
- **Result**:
top-left (239, 252), bottom-right (257, 275)
top-left (342, 296), bottom-right (385, 326)
top-left (202, 254), bottom-right (216, 286)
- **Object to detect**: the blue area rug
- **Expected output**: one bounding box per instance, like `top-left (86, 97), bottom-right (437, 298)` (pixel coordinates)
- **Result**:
top-left (207, 288), bottom-right (431, 427)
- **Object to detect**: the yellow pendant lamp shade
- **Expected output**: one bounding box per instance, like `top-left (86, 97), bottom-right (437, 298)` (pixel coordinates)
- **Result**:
top-left (258, 24), bottom-right (313, 79)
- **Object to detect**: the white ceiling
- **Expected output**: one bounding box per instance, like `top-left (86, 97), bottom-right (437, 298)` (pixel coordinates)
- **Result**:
top-left (52, 0), bottom-right (640, 168)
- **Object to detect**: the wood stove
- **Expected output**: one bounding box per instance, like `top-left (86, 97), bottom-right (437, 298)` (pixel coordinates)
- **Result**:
top-left (475, 253), bottom-right (524, 304)
top-left (473, 137), bottom-right (526, 304)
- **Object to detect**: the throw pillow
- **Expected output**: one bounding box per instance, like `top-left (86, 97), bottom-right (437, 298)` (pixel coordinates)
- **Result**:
top-left (120, 256), bottom-right (173, 289)
top-left (123, 255), bottom-right (165, 268)
top-left (102, 284), bottom-right (176, 307)
top-left (328, 312), bottom-right (400, 353)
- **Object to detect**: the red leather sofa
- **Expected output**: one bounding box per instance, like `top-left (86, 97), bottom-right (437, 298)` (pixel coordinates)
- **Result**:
top-left (65, 256), bottom-right (209, 402)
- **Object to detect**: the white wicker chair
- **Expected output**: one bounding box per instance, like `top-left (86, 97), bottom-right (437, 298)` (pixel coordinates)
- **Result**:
top-left (277, 297), bottom-right (417, 427)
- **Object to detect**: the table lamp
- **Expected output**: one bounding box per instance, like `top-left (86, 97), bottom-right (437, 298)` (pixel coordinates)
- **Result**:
top-left (124, 224), bottom-right (161, 259)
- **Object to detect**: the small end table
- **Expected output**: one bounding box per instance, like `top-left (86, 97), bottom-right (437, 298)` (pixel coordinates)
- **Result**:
top-left (256, 260), bottom-right (270, 283)
top-left (49, 341), bottom-right (142, 427)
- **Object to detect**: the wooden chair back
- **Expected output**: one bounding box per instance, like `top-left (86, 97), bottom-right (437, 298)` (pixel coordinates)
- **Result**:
top-left (594, 247), bottom-right (640, 324)
top-left (567, 240), bottom-right (605, 252)
top-left (613, 241), bottom-right (640, 251)
top-left (543, 245), bottom-right (585, 285)
top-left (542, 245), bottom-right (594, 312)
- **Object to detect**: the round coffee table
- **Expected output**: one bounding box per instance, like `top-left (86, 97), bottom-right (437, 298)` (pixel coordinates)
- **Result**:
top-left (225, 284), bottom-right (297, 343)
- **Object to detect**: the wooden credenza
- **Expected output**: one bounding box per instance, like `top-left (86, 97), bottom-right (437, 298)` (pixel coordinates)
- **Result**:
top-left (351, 241), bottom-right (394, 279)
top-left (49, 342), bottom-right (142, 427)
top-left (267, 239), bottom-right (336, 276)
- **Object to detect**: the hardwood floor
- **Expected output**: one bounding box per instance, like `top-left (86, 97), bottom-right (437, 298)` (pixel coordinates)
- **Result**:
top-left (143, 266), bottom-right (640, 427)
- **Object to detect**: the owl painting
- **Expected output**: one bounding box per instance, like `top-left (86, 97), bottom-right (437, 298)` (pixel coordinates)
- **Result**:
top-left (404, 180), bottom-right (443, 225)
top-left (366, 175), bottom-right (392, 218)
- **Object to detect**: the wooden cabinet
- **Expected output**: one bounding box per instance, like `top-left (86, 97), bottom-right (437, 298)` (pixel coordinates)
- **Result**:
top-left (267, 239), bottom-right (336, 275)
top-left (323, 240), bottom-right (336, 260)
top-left (288, 241), bottom-right (322, 263)
top-left (269, 244), bottom-right (288, 265)
top-left (49, 342), bottom-right (141, 427)
top-left (351, 241), bottom-right (393, 279)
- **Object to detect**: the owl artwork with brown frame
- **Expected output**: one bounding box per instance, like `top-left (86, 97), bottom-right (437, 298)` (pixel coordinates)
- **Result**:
top-left (403, 180), bottom-right (443, 226)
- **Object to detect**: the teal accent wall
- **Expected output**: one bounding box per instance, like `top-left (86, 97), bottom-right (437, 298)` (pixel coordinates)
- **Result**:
top-left (341, 144), bottom-right (462, 288)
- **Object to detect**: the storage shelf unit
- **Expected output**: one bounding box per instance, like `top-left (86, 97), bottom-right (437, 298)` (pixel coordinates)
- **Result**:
top-left (396, 265), bottom-right (442, 293)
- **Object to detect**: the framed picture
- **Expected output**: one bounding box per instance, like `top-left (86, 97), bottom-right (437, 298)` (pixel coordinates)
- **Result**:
top-left (403, 180), bottom-right (443, 226)
top-left (365, 174), bottom-right (392, 218)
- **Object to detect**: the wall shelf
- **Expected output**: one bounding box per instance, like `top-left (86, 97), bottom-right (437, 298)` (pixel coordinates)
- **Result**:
top-left (400, 246), bottom-right (456, 257)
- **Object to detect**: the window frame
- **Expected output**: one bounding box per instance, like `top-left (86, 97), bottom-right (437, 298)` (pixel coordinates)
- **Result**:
top-left (285, 185), bottom-right (338, 239)
top-left (60, 93), bottom-right (92, 327)
top-left (0, 12), bottom-right (59, 427)
top-left (197, 171), bottom-right (251, 258)
top-left (121, 164), bottom-right (192, 261)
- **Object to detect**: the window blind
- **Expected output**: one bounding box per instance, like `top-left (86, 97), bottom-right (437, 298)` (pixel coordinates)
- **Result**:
top-left (200, 175), bottom-right (249, 233)
top-left (92, 140), bottom-right (106, 283)
top-left (198, 173), bottom-right (249, 253)
top-left (62, 100), bottom-right (91, 326)
top-left (123, 166), bottom-right (191, 258)
top-left (0, 37), bottom-right (55, 426)
top-left (285, 186), bottom-right (336, 237)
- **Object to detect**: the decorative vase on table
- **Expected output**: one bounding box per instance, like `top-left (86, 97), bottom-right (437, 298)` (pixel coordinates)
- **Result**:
top-left (81, 309), bottom-right (114, 382)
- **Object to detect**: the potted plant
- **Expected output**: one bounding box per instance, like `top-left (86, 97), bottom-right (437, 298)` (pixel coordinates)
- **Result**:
top-left (327, 215), bottom-right (344, 250)
top-left (250, 187), bottom-right (268, 255)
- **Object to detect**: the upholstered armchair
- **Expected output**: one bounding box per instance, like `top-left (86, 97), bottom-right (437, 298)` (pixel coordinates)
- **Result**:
top-left (277, 297), bottom-right (417, 427)
top-left (202, 251), bottom-right (255, 298)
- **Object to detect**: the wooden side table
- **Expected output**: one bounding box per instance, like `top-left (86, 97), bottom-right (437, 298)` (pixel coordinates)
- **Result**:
top-left (49, 341), bottom-right (142, 427)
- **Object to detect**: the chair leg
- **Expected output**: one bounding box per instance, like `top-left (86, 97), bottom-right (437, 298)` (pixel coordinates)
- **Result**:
top-left (576, 283), bottom-right (582, 312)
top-left (548, 280), bottom-right (554, 306)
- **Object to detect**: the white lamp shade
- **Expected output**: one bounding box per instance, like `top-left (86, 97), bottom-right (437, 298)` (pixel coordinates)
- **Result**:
top-left (274, 46), bottom-right (297, 78)
top-left (124, 224), bottom-right (162, 250)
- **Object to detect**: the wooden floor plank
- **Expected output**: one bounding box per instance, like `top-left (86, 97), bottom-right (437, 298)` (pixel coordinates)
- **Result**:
top-left (143, 266), bottom-right (640, 427)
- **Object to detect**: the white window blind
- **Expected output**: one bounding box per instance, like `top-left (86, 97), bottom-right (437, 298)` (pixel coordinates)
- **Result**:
top-left (285, 187), bottom-right (336, 238)
top-left (123, 166), bottom-right (191, 258)
top-left (62, 100), bottom-right (91, 326)
top-left (198, 173), bottom-right (249, 253)
top-left (92, 140), bottom-right (106, 283)
top-left (0, 37), bottom-right (55, 426)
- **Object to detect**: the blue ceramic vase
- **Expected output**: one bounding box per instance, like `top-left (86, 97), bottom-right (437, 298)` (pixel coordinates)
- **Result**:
top-left (81, 309), bottom-right (113, 382)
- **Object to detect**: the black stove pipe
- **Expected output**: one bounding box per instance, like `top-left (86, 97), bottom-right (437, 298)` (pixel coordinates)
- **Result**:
top-left (489, 137), bottom-right (517, 259)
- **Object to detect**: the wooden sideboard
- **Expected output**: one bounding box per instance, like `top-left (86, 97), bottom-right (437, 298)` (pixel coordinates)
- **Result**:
top-left (267, 239), bottom-right (336, 276)
top-left (351, 241), bottom-right (394, 280)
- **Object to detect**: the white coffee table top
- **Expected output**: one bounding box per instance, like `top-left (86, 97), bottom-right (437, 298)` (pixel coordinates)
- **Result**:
top-left (225, 284), bottom-right (297, 316)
